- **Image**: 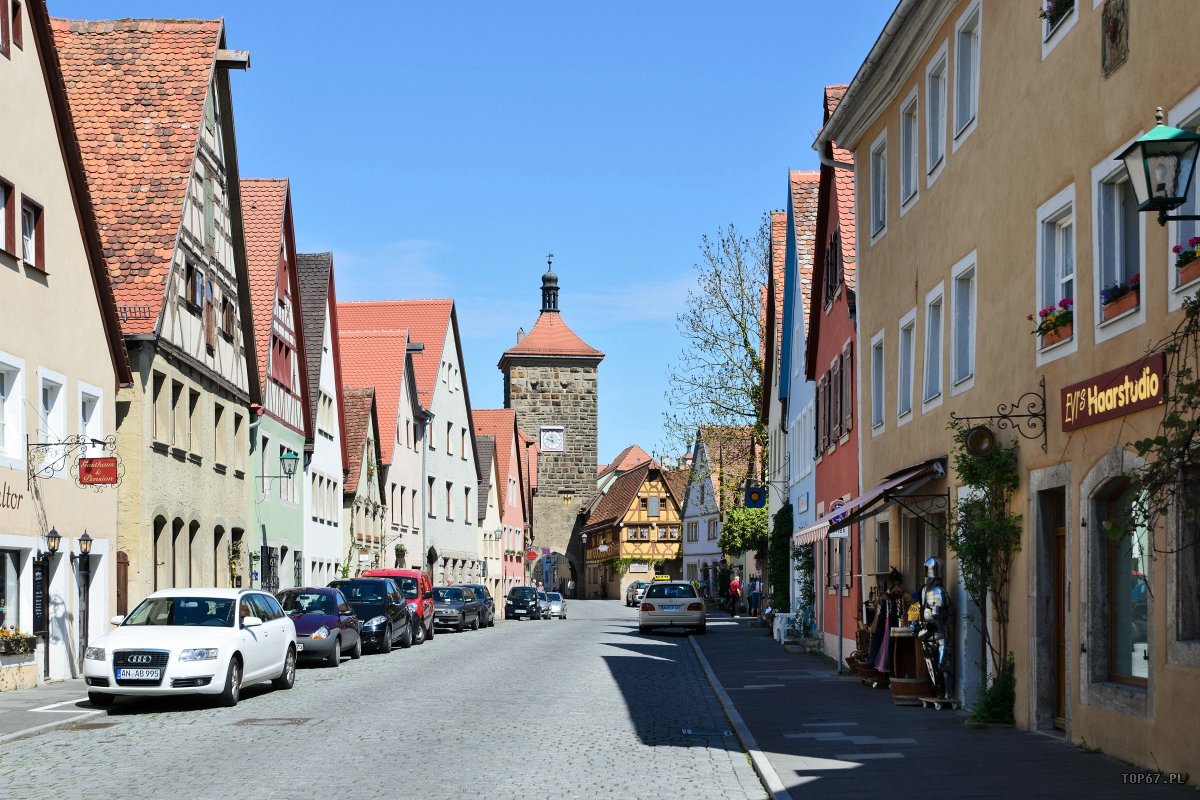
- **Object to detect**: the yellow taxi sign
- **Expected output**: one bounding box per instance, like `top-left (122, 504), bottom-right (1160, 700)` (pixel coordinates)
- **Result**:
top-left (652, 574), bottom-right (671, 581)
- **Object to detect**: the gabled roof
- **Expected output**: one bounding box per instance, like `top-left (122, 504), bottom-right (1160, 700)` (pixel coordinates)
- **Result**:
top-left (583, 460), bottom-right (652, 532)
top-left (825, 85), bottom-right (857, 291)
top-left (51, 17), bottom-right (223, 336)
top-left (337, 329), bottom-right (410, 465)
top-left (342, 386), bottom-right (382, 499)
top-left (695, 425), bottom-right (760, 513)
top-left (476, 435), bottom-right (496, 521)
top-left (789, 170), bottom-right (821, 322)
top-left (517, 429), bottom-right (538, 491)
top-left (598, 444), bottom-right (652, 480)
top-left (29, 6), bottom-right (130, 385)
top-left (338, 300), bottom-right (453, 409)
top-left (662, 467), bottom-right (687, 507)
top-left (297, 252), bottom-right (347, 470)
top-left (241, 178), bottom-right (290, 387)
top-left (472, 409), bottom-right (519, 501)
top-left (499, 312), bottom-right (603, 362)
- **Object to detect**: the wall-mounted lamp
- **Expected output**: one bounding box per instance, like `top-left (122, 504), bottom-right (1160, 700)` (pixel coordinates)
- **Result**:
top-left (1118, 107), bottom-right (1200, 226)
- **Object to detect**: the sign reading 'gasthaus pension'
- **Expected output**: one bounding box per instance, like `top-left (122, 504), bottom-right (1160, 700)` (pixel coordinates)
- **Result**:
top-left (1061, 353), bottom-right (1166, 432)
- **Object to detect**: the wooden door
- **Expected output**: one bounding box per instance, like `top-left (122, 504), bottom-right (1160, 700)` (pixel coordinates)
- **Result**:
top-left (116, 551), bottom-right (129, 616)
top-left (1053, 527), bottom-right (1067, 729)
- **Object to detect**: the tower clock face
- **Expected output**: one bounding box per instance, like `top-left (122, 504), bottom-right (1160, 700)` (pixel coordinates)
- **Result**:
top-left (540, 426), bottom-right (565, 452)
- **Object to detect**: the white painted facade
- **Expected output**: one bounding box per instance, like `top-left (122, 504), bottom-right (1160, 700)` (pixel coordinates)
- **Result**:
top-left (303, 303), bottom-right (342, 585)
top-left (382, 349), bottom-right (426, 571)
top-left (477, 451), bottom-right (503, 603)
top-left (681, 437), bottom-right (722, 595)
top-left (424, 319), bottom-right (480, 585)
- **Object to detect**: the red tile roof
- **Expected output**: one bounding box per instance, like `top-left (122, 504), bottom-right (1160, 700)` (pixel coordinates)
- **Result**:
top-left (517, 429), bottom-right (538, 490)
top-left (342, 386), bottom-right (378, 497)
top-left (472, 409), bottom-right (520, 507)
top-left (337, 329), bottom-right (410, 466)
top-left (338, 300), bottom-right (453, 409)
top-left (51, 17), bottom-right (223, 335)
top-left (825, 85), bottom-right (857, 290)
top-left (789, 171), bottom-right (821, 327)
top-left (598, 444), bottom-right (652, 480)
top-left (583, 460), bottom-right (651, 532)
top-left (241, 179), bottom-right (289, 386)
top-left (500, 312), bottom-right (603, 361)
top-left (697, 425), bottom-right (760, 513)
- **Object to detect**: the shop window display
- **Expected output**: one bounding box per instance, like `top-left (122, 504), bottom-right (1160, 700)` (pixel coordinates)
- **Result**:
top-left (1098, 481), bottom-right (1149, 684)
top-left (0, 549), bottom-right (18, 628)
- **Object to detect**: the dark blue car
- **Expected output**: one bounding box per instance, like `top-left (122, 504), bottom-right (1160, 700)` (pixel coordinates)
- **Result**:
top-left (277, 587), bottom-right (361, 667)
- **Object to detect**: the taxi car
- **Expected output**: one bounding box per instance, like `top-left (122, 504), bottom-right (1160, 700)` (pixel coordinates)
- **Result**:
top-left (638, 580), bottom-right (706, 635)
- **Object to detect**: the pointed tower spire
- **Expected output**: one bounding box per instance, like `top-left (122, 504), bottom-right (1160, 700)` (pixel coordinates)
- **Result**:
top-left (541, 252), bottom-right (559, 313)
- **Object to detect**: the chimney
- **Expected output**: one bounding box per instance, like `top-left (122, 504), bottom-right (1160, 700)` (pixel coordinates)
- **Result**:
top-left (516, 327), bottom-right (525, 343)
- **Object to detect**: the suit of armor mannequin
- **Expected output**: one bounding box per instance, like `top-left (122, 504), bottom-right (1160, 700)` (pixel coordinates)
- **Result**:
top-left (918, 556), bottom-right (953, 698)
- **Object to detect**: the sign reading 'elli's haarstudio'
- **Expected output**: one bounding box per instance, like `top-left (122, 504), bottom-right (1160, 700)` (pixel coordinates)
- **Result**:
top-left (1061, 353), bottom-right (1166, 432)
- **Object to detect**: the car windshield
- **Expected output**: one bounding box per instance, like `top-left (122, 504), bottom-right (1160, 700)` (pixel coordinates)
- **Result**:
top-left (395, 577), bottom-right (419, 599)
top-left (278, 591), bottom-right (334, 615)
top-left (124, 597), bottom-right (234, 627)
top-left (434, 588), bottom-right (462, 602)
top-left (645, 584), bottom-right (697, 599)
top-left (338, 582), bottom-right (388, 602)
top-left (538, 592), bottom-right (548, 601)
top-left (548, 593), bottom-right (562, 601)
top-left (509, 588), bottom-right (536, 599)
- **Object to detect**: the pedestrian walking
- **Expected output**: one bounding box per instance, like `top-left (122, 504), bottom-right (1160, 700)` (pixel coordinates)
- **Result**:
top-left (749, 577), bottom-right (761, 617)
top-left (728, 574), bottom-right (742, 617)
top-left (567, 578), bottom-right (576, 599)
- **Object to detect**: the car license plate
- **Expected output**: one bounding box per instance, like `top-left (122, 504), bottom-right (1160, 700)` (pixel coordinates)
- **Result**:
top-left (660, 605), bottom-right (681, 612)
top-left (116, 668), bottom-right (160, 680)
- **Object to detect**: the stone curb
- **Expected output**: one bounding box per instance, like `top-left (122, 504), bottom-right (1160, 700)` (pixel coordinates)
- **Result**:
top-left (689, 634), bottom-right (791, 800)
top-left (0, 708), bottom-right (101, 744)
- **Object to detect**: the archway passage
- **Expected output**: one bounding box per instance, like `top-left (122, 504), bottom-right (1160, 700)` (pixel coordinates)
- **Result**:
top-left (531, 551), bottom-right (579, 597)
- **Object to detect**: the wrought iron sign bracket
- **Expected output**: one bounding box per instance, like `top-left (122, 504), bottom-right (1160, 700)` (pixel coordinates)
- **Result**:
top-left (949, 376), bottom-right (1048, 453)
top-left (27, 435), bottom-right (123, 491)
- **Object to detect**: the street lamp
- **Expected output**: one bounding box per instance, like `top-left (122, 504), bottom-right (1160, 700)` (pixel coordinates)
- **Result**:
top-left (1118, 107), bottom-right (1200, 226)
top-left (72, 532), bottom-right (94, 663)
top-left (279, 451), bottom-right (300, 478)
top-left (44, 527), bottom-right (61, 556)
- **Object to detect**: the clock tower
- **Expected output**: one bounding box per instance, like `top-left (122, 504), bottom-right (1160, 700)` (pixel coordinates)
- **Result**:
top-left (499, 260), bottom-right (603, 587)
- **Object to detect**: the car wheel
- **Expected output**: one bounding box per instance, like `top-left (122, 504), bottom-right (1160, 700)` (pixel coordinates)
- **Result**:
top-left (427, 621), bottom-right (435, 640)
top-left (457, 618), bottom-right (465, 633)
top-left (218, 657), bottom-right (241, 707)
top-left (471, 615), bottom-right (480, 631)
top-left (638, 625), bottom-right (649, 635)
top-left (88, 692), bottom-right (114, 709)
top-left (399, 620), bottom-right (413, 649)
top-left (695, 623), bottom-right (707, 635)
top-left (349, 635), bottom-right (362, 660)
top-left (413, 617), bottom-right (426, 645)
top-left (381, 626), bottom-right (393, 653)
top-left (273, 646), bottom-right (297, 689)
top-left (324, 637), bottom-right (341, 668)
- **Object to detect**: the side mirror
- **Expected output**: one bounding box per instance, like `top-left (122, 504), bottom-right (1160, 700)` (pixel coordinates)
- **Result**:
top-left (109, 615), bottom-right (125, 626)
top-left (242, 616), bottom-right (263, 628)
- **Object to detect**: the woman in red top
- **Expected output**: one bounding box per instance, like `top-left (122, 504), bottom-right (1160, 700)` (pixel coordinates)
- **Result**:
top-left (728, 576), bottom-right (742, 617)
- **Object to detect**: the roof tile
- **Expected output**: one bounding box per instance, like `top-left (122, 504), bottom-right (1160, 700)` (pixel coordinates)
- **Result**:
top-left (241, 178), bottom-right (289, 386)
top-left (501, 312), bottom-right (603, 360)
top-left (337, 329), bottom-right (409, 466)
top-left (338, 300), bottom-right (452, 409)
top-left (342, 387), bottom-right (377, 497)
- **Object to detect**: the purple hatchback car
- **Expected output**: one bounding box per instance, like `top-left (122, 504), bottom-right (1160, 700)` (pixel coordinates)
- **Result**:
top-left (276, 587), bottom-right (362, 667)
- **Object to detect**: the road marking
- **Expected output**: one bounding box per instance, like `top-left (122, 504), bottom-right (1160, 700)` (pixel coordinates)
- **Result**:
top-left (737, 683), bottom-right (785, 689)
top-left (836, 752), bottom-right (905, 760)
top-left (802, 722), bottom-right (859, 727)
top-left (30, 698), bottom-right (92, 713)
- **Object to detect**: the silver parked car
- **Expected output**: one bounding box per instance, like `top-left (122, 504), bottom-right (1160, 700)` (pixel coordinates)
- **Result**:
top-left (537, 590), bottom-right (552, 620)
top-left (546, 592), bottom-right (566, 619)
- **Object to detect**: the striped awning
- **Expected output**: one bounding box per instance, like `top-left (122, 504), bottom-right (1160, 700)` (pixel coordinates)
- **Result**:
top-left (792, 458), bottom-right (945, 547)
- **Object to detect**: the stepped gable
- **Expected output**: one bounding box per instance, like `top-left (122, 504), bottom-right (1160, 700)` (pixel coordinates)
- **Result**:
top-left (342, 386), bottom-right (379, 497)
top-left (241, 178), bottom-right (289, 385)
top-left (338, 299), bottom-right (453, 408)
top-left (51, 17), bottom-right (224, 335)
top-left (336, 328), bottom-right (410, 466)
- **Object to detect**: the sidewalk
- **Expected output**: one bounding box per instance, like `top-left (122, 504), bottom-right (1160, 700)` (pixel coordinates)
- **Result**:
top-left (0, 679), bottom-right (100, 744)
top-left (693, 613), bottom-right (1196, 799)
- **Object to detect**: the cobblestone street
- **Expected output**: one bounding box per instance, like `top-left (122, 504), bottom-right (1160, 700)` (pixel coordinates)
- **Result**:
top-left (0, 602), bottom-right (763, 800)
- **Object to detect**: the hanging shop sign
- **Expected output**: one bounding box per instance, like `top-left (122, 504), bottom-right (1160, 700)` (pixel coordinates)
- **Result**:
top-left (1061, 352), bottom-right (1166, 432)
top-left (524, 550), bottom-right (539, 562)
top-left (78, 457), bottom-right (119, 485)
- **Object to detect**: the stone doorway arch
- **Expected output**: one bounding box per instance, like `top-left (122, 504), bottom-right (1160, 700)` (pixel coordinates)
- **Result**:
top-left (531, 551), bottom-right (579, 597)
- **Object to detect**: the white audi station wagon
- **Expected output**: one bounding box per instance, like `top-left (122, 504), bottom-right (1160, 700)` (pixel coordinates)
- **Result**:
top-left (82, 588), bottom-right (297, 708)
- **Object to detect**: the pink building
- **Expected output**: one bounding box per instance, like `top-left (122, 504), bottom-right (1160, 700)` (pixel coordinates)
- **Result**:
top-left (473, 410), bottom-right (531, 595)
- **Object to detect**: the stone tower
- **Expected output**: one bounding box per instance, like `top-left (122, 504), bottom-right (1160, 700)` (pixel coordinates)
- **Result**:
top-left (499, 262), bottom-right (603, 584)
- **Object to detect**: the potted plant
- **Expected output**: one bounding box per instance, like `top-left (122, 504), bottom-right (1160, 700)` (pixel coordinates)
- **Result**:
top-left (1100, 274), bottom-right (1140, 322)
top-left (1175, 237), bottom-right (1200, 286)
top-left (1038, 0), bottom-right (1073, 30)
top-left (0, 626), bottom-right (36, 656)
top-left (1029, 298), bottom-right (1073, 347)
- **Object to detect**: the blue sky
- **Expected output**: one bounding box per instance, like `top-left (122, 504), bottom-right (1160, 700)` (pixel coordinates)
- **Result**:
top-left (51, 1), bottom-right (895, 464)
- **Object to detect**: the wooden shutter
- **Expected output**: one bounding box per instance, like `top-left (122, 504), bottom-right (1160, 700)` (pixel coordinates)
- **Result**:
top-left (204, 282), bottom-right (216, 349)
top-left (819, 375), bottom-right (830, 452)
top-left (831, 360), bottom-right (842, 441)
top-left (842, 343), bottom-right (854, 432)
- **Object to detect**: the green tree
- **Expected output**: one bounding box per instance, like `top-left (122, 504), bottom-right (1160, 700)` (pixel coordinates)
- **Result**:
top-left (719, 507), bottom-right (769, 557)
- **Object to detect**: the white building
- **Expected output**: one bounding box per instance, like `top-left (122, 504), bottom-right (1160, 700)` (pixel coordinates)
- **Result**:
top-left (298, 253), bottom-right (345, 585)
top-left (680, 427), bottom-right (757, 595)
top-left (339, 301), bottom-right (479, 584)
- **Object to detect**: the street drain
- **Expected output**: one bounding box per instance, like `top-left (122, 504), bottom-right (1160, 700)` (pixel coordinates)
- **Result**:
top-left (69, 722), bottom-right (116, 730)
top-left (233, 717), bottom-right (311, 727)
top-left (682, 727), bottom-right (733, 737)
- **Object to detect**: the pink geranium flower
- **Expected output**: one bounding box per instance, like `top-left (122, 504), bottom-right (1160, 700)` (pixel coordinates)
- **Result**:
top-left (1174, 245), bottom-right (1184, 254)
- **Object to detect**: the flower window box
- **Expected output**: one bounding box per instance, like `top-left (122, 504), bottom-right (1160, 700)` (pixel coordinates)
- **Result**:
top-left (1101, 288), bottom-right (1139, 322)
top-left (1175, 238), bottom-right (1200, 287)
top-left (1041, 322), bottom-right (1073, 348)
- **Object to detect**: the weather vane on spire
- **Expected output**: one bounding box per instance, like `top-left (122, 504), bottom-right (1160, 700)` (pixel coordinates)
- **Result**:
top-left (546, 252), bottom-right (555, 270)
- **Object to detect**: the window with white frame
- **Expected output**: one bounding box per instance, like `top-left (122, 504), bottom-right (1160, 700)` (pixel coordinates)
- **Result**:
top-left (1038, 194), bottom-right (1074, 320)
top-left (40, 372), bottom-right (65, 472)
top-left (1097, 171), bottom-right (1141, 300)
top-left (21, 197), bottom-right (43, 269)
top-left (898, 313), bottom-right (916, 418)
top-left (79, 386), bottom-right (102, 457)
top-left (870, 332), bottom-right (885, 429)
top-left (1173, 106), bottom-right (1200, 287)
top-left (0, 356), bottom-right (22, 462)
top-left (926, 46), bottom-right (948, 177)
top-left (951, 255), bottom-right (977, 387)
top-left (954, 3), bottom-right (981, 140)
top-left (924, 290), bottom-right (944, 402)
top-left (870, 133), bottom-right (887, 236)
top-left (900, 92), bottom-right (919, 205)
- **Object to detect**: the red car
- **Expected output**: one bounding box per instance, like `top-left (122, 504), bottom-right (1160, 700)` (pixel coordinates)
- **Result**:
top-left (361, 568), bottom-right (435, 644)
